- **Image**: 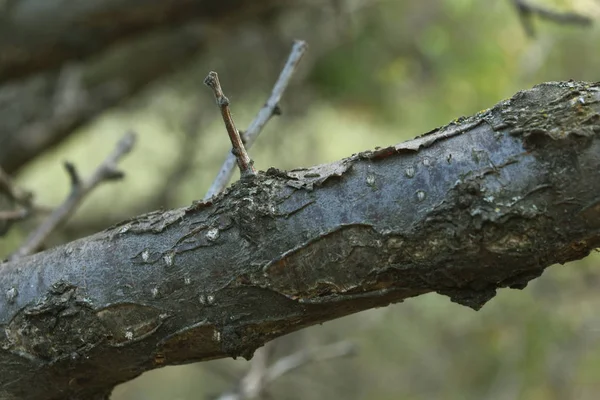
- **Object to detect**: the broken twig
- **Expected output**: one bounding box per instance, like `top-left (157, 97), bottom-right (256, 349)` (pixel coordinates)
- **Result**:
top-left (204, 71), bottom-right (256, 179)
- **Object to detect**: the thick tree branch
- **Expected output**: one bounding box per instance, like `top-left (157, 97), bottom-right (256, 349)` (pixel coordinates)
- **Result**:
top-left (1, 81), bottom-right (600, 399)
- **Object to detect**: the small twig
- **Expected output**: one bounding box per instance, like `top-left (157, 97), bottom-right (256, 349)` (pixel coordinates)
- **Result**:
top-left (0, 208), bottom-right (29, 222)
top-left (204, 71), bottom-right (256, 179)
top-left (204, 40), bottom-right (308, 200)
top-left (9, 132), bottom-right (136, 260)
top-left (512, 0), bottom-right (593, 37)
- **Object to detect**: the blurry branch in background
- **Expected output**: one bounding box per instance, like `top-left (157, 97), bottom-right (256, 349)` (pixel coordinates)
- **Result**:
top-left (511, 0), bottom-right (593, 37)
top-left (154, 112), bottom-right (205, 209)
top-left (0, 0), bottom-right (283, 83)
top-left (8, 132), bottom-right (136, 260)
top-left (204, 40), bottom-right (308, 200)
top-left (216, 341), bottom-right (356, 400)
top-left (0, 24), bottom-right (207, 175)
top-left (0, 167), bottom-right (33, 207)
top-left (0, 166), bottom-right (35, 235)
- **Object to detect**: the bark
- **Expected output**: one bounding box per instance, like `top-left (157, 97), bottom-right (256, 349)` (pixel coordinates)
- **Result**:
top-left (0, 0), bottom-right (278, 84)
top-left (1, 81), bottom-right (600, 400)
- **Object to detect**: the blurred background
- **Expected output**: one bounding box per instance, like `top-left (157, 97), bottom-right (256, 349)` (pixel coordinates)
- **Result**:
top-left (2, 0), bottom-right (600, 398)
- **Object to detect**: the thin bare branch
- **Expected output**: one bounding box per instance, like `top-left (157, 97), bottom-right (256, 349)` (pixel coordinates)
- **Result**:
top-left (9, 132), bottom-right (136, 260)
top-left (204, 71), bottom-right (256, 179)
top-left (512, 0), bottom-right (593, 37)
top-left (266, 341), bottom-right (356, 383)
top-left (204, 40), bottom-right (308, 200)
top-left (0, 208), bottom-right (29, 223)
top-left (217, 341), bottom-right (355, 400)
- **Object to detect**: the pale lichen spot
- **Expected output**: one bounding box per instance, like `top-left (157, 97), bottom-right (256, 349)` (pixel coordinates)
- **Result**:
top-left (212, 329), bottom-right (221, 342)
top-left (5, 287), bottom-right (18, 304)
top-left (125, 331), bottom-right (134, 341)
top-left (141, 250), bottom-right (150, 262)
top-left (416, 190), bottom-right (426, 202)
top-left (366, 175), bottom-right (376, 186)
top-left (151, 287), bottom-right (159, 298)
top-left (405, 166), bottom-right (415, 178)
top-left (206, 228), bottom-right (220, 242)
top-left (163, 252), bottom-right (174, 267)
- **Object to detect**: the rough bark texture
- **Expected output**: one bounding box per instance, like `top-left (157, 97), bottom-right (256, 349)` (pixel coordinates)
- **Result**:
top-left (1, 81), bottom-right (600, 399)
top-left (0, 0), bottom-right (277, 84)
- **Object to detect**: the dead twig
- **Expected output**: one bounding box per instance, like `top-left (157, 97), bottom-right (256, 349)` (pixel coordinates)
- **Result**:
top-left (9, 132), bottom-right (136, 260)
top-left (204, 40), bottom-right (308, 200)
top-left (512, 0), bottom-right (593, 37)
top-left (204, 71), bottom-right (256, 179)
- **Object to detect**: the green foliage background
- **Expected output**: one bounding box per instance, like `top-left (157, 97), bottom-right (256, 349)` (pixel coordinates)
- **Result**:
top-left (4, 0), bottom-right (600, 398)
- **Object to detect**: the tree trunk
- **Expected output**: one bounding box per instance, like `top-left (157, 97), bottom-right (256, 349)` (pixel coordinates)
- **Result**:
top-left (1, 81), bottom-right (600, 399)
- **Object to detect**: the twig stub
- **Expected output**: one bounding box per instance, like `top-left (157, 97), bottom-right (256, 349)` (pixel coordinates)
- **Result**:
top-left (204, 71), bottom-right (256, 179)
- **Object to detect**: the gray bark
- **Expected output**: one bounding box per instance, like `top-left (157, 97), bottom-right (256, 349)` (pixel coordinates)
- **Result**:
top-left (1, 81), bottom-right (600, 399)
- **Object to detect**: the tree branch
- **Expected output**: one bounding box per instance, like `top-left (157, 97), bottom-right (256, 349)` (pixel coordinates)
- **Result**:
top-left (0, 0), bottom-right (283, 84)
top-left (1, 81), bottom-right (600, 399)
top-left (511, 0), bottom-right (593, 37)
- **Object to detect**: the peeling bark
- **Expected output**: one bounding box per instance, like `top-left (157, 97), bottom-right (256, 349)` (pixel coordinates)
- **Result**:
top-left (1, 81), bottom-right (600, 399)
